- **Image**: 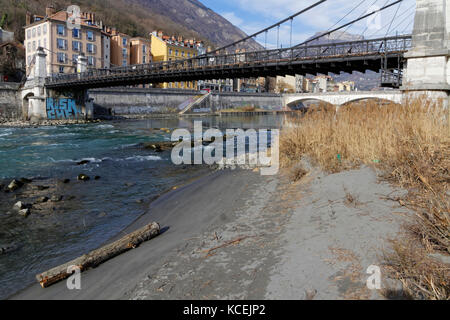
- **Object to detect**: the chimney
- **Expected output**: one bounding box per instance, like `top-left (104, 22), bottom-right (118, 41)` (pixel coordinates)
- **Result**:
top-left (26, 12), bottom-right (31, 25)
top-left (111, 27), bottom-right (118, 36)
top-left (46, 5), bottom-right (56, 17)
top-left (91, 13), bottom-right (96, 24)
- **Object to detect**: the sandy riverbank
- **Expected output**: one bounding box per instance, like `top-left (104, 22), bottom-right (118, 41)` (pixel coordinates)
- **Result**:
top-left (11, 166), bottom-right (412, 300)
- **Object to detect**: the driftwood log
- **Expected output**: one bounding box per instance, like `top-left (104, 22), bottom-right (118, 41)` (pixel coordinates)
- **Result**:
top-left (36, 222), bottom-right (160, 288)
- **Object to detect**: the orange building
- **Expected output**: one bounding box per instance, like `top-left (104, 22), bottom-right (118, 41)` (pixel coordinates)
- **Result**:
top-left (110, 29), bottom-right (131, 67)
top-left (130, 37), bottom-right (152, 65)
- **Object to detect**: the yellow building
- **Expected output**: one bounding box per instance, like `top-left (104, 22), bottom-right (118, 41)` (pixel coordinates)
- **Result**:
top-left (24, 6), bottom-right (105, 75)
top-left (150, 31), bottom-right (199, 90)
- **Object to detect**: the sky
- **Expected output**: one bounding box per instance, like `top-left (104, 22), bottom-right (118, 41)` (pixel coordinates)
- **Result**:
top-left (200, 0), bottom-right (416, 49)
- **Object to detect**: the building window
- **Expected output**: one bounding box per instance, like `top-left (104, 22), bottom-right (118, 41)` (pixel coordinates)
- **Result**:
top-left (87, 43), bottom-right (96, 53)
top-left (143, 56), bottom-right (147, 64)
top-left (87, 56), bottom-right (95, 66)
top-left (72, 41), bottom-right (82, 52)
top-left (182, 51), bottom-right (185, 57)
top-left (122, 38), bottom-right (127, 46)
top-left (87, 30), bottom-right (95, 41)
top-left (57, 25), bottom-right (66, 36)
top-left (188, 52), bottom-right (191, 58)
top-left (27, 42), bottom-right (31, 52)
top-left (72, 28), bottom-right (81, 39)
top-left (32, 41), bottom-right (36, 51)
top-left (37, 26), bottom-right (41, 36)
top-left (122, 48), bottom-right (127, 57)
top-left (57, 53), bottom-right (67, 63)
top-left (57, 38), bottom-right (67, 50)
top-left (32, 28), bottom-right (36, 37)
top-left (59, 66), bottom-right (64, 73)
top-left (44, 38), bottom-right (47, 49)
top-left (72, 54), bottom-right (79, 63)
top-left (143, 45), bottom-right (147, 54)
top-left (175, 50), bottom-right (179, 56)
top-left (169, 49), bottom-right (173, 55)
top-left (43, 24), bottom-right (47, 34)
top-left (122, 60), bottom-right (127, 66)
top-left (27, 30), bottom-right (31, 39)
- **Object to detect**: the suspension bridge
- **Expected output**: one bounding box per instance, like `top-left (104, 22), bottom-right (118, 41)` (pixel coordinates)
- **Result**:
top-left (21, 0), bottom-right (450, 119)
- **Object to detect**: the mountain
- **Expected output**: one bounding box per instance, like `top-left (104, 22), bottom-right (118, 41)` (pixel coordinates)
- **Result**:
top-left (0, 0), bottom-right (262, 51)
top-left (132, 0), bottom-right (263, 51)
top-left (306, 30), bottom-right (364, 45)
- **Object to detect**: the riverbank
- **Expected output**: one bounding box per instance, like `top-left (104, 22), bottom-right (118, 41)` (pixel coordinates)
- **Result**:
top-left (11, 165), bottom-right (412, 300)
top-left (0, 119), bottom-right (101, 128)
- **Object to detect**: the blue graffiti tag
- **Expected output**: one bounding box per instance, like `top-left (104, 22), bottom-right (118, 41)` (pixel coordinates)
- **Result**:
top-left (46, 98), bottom-right (82, 119)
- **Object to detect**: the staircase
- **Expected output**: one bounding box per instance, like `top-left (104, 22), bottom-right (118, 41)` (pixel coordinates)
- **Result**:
top-left (179, 92), bottom-right (211, 114)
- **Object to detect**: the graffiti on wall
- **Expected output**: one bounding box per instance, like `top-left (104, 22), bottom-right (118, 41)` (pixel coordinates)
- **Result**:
top-left (46, 98), bottom-right (82, 119)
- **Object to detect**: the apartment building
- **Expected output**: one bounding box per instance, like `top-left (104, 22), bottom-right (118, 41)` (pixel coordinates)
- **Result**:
top-left (110, 29), bottom-right (131, 67)
top-left (150, 31), bottom-right (200, 90)
top-left (24, 6), bottom-right (107, 75)
top-left (101, 31), bottom-right (111, 69)
top-left (130, 37), bottom-right (152, 65)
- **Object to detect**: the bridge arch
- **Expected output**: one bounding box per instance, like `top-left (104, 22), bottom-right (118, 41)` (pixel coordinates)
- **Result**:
top-left (22, 92), bottom-right (34, 121)
top-left (340, 96), bottom-right (403, 107)
top-left (286, 97), bottom-right (335, 110)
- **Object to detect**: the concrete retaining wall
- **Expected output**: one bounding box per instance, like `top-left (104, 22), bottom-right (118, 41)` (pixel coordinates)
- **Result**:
top-left (0, 83), bottom-right (21, 120)
top-left (89, 88), bottom-right (283, 116)
top-left (210, 92), bottom-right (283, 111)
top-left (89, 88), bottom-right (200, 115)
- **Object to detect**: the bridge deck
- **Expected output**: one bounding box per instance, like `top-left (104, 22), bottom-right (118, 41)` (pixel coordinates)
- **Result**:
top-left (45, 35), bottom-right (412, 90)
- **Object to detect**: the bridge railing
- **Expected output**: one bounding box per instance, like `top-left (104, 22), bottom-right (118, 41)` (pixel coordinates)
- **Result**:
top-left (45, 35), bottom-right (412, 86)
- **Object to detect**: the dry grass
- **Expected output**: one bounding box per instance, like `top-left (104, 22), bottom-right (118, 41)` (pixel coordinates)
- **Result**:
top-left (280, 97), bottom-right (450, 299)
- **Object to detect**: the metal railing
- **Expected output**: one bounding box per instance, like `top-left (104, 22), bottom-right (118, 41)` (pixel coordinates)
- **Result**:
top-left (45, 35), bottom-right (412, 87)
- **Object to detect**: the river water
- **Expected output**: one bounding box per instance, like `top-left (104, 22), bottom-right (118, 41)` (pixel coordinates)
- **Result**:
top-left (0, 115), bottom-right (284, 299)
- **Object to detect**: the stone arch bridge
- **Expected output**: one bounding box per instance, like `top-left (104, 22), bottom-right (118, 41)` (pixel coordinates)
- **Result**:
top-left (283, 90), bottom-right (403, 109)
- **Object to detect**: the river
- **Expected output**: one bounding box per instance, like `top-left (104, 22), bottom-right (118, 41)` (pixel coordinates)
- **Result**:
top-left (0, 115), bottom-right (284, 299)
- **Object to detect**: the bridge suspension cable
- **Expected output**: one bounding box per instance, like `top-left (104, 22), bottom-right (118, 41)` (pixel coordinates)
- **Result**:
top-left (364, 3), bottom-right (415, 38)
top-left (385, 0), bottom-right (403, 36)
top-left (200, 0), bottom-right (327, 55)
top-left (292, 0), bottom-right (403, 48)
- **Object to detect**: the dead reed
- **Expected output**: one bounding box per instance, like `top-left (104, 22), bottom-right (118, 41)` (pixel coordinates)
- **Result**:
top-left (280, 97), bottom-right (449, 299)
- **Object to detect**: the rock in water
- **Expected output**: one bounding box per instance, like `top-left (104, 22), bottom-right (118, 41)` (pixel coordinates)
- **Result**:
top-left (35, 185), bottom-right (50, 191)
top-left (13, 201), bottom-right (27, 210)
top-left (77, 160), bottom-right (90, 165)
top-left (0, 244), bottom-right (19, 255)
top-left (8, 179), bottom-right (24, 191)
top-left (94, 176), bottom-right (101, 180)
top-left (50, 195), bottom-right (63, 202)
top-left (77, 174), bottom-right (90, 181)
top-left (35, 196), bottom-right (49, 204)
top-left (19, 208), bottom-right (31, 217)
top-left (62, 179), bottom-right (70, 184)
top-left (19, 178), bottom-right (33, 184)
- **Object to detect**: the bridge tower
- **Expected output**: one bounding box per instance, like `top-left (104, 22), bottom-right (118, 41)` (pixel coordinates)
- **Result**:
top-left (21, 49), bottom-right (94, 121)
top-left (402, 0), bottom-right (450, 103)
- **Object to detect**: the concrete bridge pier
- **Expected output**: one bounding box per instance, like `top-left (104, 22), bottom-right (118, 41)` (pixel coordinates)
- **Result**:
top-left (20, 48), bottom-right (93, 121)
top-left (401, 0), bottom-right (450, 106)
